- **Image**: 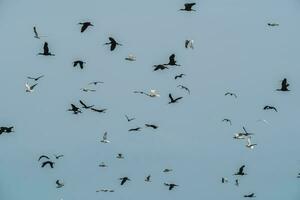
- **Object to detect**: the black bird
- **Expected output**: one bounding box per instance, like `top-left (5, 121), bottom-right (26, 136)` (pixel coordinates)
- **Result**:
top-left (222, 118), bottom-right (232, 125)
top-left (145, 175), bottom-right (151, 182)
top-left (125, 115), bottom-right (135, 122)
top-left (79, 100), bottom-right (94, 109)
top-left (91, 107), bottom-right (107, 113)
top-left (38, 155), bottom-right (50, 161)
top-left (88, 81), bottom-right (104, 85)
top-left (0, 126), bottom-right (14, 134)
top-left (297, 173), bottom-right (300, 178)
top-left (73, 60), bottom-right (86, 69)
top-left (244, 193), bottom-right (255, 198)
top-left (168, 93), bottom-right (183, 104)
top-left (33, 26), bottom-right (40, 39)
top-left (145, 124), bottom-right (158, 129)
top-left (234, 165), bottom-right (247, 176)
top-left (27, 75), bottom-right (44, 81)
top-left (68, 104), bottom-right (81, 114)
top-left (104, 37), bottom-right (122, 51)
top-left (153, 64), bottom-right (169, 71)
top-left (128, 127), bottom-right (142, 132)
top-left (78, 22), bottom-right (93, 33)
top-left (38, 42), bottom-right (55, 56)
top-left (41, 161), bottom-right (55, 168)
top-left (174, 73), bottom-right (186, 79)
top-left (164, 183), bottom-right (178, 190)
top-left (221, 177), bottom-right (228, 183)
top-left (179, 3), bottom-right (196, 11)
top-left (225, 92), bottom-right (237, 98)
top-left (268, 23), bottom-right (279, 26)
top-left (177, 85), bottom-right (190, 94)
top-left (263, 105), bottom-right (278, 112)
top-left (119, 177), bottom-right (130, 185)
top-left (165, 54), bottom-right (180, 66)
top-left (235, 179), bottom-right (239, 186)
top-left (277, 78), bottom-right (290, 91)
top-left (54, 154), bottom-right (64, 159)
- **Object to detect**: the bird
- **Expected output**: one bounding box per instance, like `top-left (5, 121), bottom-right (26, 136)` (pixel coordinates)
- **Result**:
top-left (225, 92), bottom-right (237, 98)
top-left (221, 177), bottom-right (228, 183)
top-left (235, 179), bottom-right (239, 186)
top-left (145, 175), bottom-right (151, 182)
top-left (96, 189), bottom-right (114, 192)
top-left (244, 193), bottom-right (255, 198)
top-left (67, 104), bottom-right (82, 114)
top-left (222, 118), bottom-right (232, 125)
top-left (38, 42), bottom-right (55, 56)
top-left (153, 64), bottom-right (169, 71)
top-left (88, 81), bottom-right (104, 85)
top-left (125, 54), bottom-right (136, 61)
top-left (277, 78), bottom-right (290, 91)
top-left (38, 155), bottom-right (50, 161)
top-left (268, 23), bottom-right (279, 26)
top-left (257, 119), bottom-right (270, 125)
top-left (116, 153), bottom-right (124, 159)
top-left (145, 124), bottom-right (158, 129)
top-left (33, 26), bottom-right (40, 39)
top-left (179, 3), bottom-right (196, 11)
top-left (168, 93), bottom-right (183, 104)
top-left (165, 54), bottom-right (180, 66)
top-left (163, 168), bottom-right (173, 173)
top-left (27, 75), bottom-right (44, 81)
top-left (234, 127), bottom-right (254, 139)
top-left (174, 73), bottom-right (186, 80)
top-left (54, 154), bottom-right (64, 159)
top-left (185, 40), bottom-right (194, 49)
top-left (91, 107), bottom-right (107, 113)
top-left (78, 22), bottom-right (93, 33)
top-left (25, 83), bottom-right (38, 92)
top-left (41, 161), bottom-right (55, 168)
top-left (56, 180), bottom-right (64, 188)
top-left (104, 37), bottom-right (122, 51)
top-left (164, 183), bottom-right (178, 190)
top-left (128, 127), bottom-right (142, 132)
top-left (234, 165), bottom-right (247, 176)
top-left (81, 88), bottom-right (96, 92)
top-left (100, 132), bottom-right (110, 143)
top-left (79, 100), bottom-right (94, 109)
top-left (99, 162), bottom-right (107, 167)
top-left (246, 137), bottom-right (257, 149)
top-left (119, 177), bottom-right (130, 185)
top-left (177, 85), bottom-right (190, 94)
top-left (0, 126), bottom-right (14, 134)
top-left (263, 105), bottom-right (278, 112)
top-left (125, 115), bottom-right (135, 122)
top-left (73, 60), bottom-right (86, 69)
top-left (297, 173), bottom-right (300, 178)
top-left (134, 90), bottom-right (160, 97)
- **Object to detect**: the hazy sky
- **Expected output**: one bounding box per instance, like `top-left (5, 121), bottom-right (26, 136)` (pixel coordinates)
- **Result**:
top-left (0, 0), bottom-right (300, 199)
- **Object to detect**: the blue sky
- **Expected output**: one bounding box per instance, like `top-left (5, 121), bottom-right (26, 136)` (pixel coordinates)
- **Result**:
top-left (0, 0), bottom-right (300, 199)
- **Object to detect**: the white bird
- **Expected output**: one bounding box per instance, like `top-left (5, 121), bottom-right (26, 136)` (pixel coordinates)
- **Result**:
top-left (185, 40), bottom-right (194, 49)
top-left (25, 83), bottom-right (38, 92)
top-left (246, 137), bottom-right (257, 149)
top-left (149, 89), bottom-right (160, 97)
top-left (100, 132), bottom-right (110, 143)
top-left (125, 54), bottom-right (136, 61)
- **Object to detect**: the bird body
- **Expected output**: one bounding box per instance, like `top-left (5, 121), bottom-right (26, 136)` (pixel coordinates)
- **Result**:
top-left (119, 177), bottom-right (130, 185)
top-left (145, 175), bottom-right (151, 182)
top-left (153, 64), bottom-right (169, 71)
top-left (234, 165), bottom-right (247, 176)
top-left (145, 124), bottom-right (158, 129)
top-left (225, 92), bottom-right (237, 98)
top-left (38, 155), bottom-right (50, 161)
top-left (177, 85), bottom-right (190, 94)
top-left (68, 104), bottom-right (82, 114)
top-left (79, 22), bottom-right (93, 32)
top-left (73, 60), bottom-right (86, 69)
top-left (246, 137), bottom-right (257, 149)
top-left (125, 54), bottom-right (136, 61)
top-left (165, 54), bottom-right (180, 66)
top-left (105, 37), bottom-right (122, 51)
top-left (38, 42), bottom-right (55, 56)
top-left (244, 193), bottom-right (255, 198)
top-left (27, 75), bottom-right (44, 81)
top-left (277, 78), bottom-right (289, 91)
top-left (91, 107), bottom-right (107, 113)
top-left (164, 183), bottom-right (178, 190)
top-left (185, 40), bottom-right (194, 49)
top-left (268, 23), bottom-right (279, 26)
top-left (100, 132), bottom-right (110, 143)
top-left (179, 3), bottom-right (196, 11)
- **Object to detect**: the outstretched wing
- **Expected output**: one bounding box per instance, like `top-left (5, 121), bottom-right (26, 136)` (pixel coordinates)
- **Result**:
top-left (103, 132), bottom-right (108, 140)
top-left (79, 100), bottom-right (87, 108)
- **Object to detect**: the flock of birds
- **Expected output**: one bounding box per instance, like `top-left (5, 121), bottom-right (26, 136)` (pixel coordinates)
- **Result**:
top-left (1, 2), bottom-right (298, 199)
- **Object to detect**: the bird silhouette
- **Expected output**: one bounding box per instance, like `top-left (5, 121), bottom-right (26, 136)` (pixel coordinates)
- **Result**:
top-left (246, 137), bottom-right (257, 149)
top-left (81, 88), bottom-right (96, 92)
top-left (222, 118), bottom-right (232, 125)
top-left (79, 100), bottom-right (94, 109)
top-left (163, 168), bottom-right (173, 173)
top-left (73, 60), bottom-right (86, 69)
top-left (78, 22), bottom-right (93, 33)
top-left (179, 3), bottom-right (196, 11)
top-left (268, 23), bottom-right (279, 26)
top-left (119, 177), bottom-right (130, 185)
top-left (277, 78), bottom-right (290, 91)
top-left (68, 104), bottom-right (81, 114)
top-left (104, 37), bottom-right (122, 51)
top-left (91, 107), bottom-right (107, 113)
top-left (25, 83), bottom-right (38, 92)
top-left (134, 90), bottom-right (160, 97)
top-left (0, 126), bottom-right (14, 134)
top-left (177, 85), bottom-right (190, 94)
top-left (88, 81), bottom-right (104, 85)
top-left (27, 75), bottom-right (44, 81)
top-left (164, 183), bottom-right (178, 190)
top-left (99, 162), bottom-right (107, 167)
top-left (235, 179), bottom-right (239, 186)
top-left (174, 73), bottom-right (186, 80)
top-left (244, 193), bottom-right (255, 198)
top-left (221, 177), bottom-right (228, 183)
top-left (263, 105), bottom-right (278, 112)
top-left (145, 124), bottom-right (158, 129)
top-left (100, 132), bottom-right (110, 143)
top-left (41, 161), bottom-right (55, 168)
top-left (234, 127), bottom-right (254, 139)
top-left (125, 54), bottom-right (136, 61)
top-left (234, 165), bottom-right (247, 176)
top-left (185, 40), bottom-right (194, 49)
top-left (145, 175), bottom-right (151, 182)
top-left (38, 42), bottom-right (55, 56)
top-left (125, 115), bottom-right (135, 122)
top-left (33, 26), bottom-right (40, 39)
top-left (225, 92), bottom-right (237, 98)
top-left (56, 180), bottom-right (64, 188)
top-left (54, 154), bottom-right (64, 159)
top-left (153, 64), bottom-right (169, 71)
top-left (96, 189), bottom-right (114, 192)
top-left (116, 153), bottom-right (124, 159)
top-left (168, 93), bottom-right (183, 104)
top-left (164, 54), bottom-right (180, 66)
top-left (128, 127), bottom-right (142, 132)
top-left (38, 155), bottom-right (50, 161)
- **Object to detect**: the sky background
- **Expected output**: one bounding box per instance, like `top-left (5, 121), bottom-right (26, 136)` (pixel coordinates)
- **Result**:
top-left (0, 0), bottom-right (300, 199)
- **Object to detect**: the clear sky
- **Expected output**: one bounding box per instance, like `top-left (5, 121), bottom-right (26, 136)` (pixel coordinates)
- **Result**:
top-left (0, 0), bottom-right (300, 199)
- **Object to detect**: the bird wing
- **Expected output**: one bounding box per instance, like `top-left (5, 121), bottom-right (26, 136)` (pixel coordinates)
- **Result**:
top-left (169, 93), bottom-right (174, 101)
top-left (33, 26), bottom-right (39, 37)
top-left (174, 97), bottom-right (183, 101)
top-left (79, 100), bottom-right (87, 107)
top-left (36, 75), bottom-right (44, 80)
top-left (25, 83), bottom-right (31, 90)
top-left (30, 83), bottom-right (38, 89)
top-left (185, 40), bottom-right (189, 48)
top-left (81, 24), bottom-right (88, 32)
top-left (110, 43), bottom-right (116, 51)
top-left (169, 54), bottom-right (175, 63)
top-left (103, 132), bottom-right (107, 140)
top-left (247, 137), bottom-right (251, 145)
top-left (239, 165), bottom-right (245, 173)
top-left (43, 42), bottom-right (49, 54)
top-left (71, 104), bottom-right (78, 110)
top-left (38, 155), bottom-right (50, 161)
top-left (109, 37), bottom-right (116, 43)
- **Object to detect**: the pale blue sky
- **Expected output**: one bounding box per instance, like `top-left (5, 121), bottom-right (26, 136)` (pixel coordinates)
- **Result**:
top-left (0, 0), bottom-right (300, 199)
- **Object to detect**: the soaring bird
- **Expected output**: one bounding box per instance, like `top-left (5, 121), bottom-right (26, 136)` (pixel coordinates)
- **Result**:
top-left (153, 64), bottom-right (169, 71)
top-left (177, 85), bottom-right (190, 94)
top-left (244, 193), bottom-right (255, 198)
top-left (163, 169), bottom-right (173, 173)
top-left (88, 81), bottom-right (104, 85)
top-left (0, 126), bottom-right (14, 134)
top-left (96, 189), bottom-right (114, 192)
top-left (185, 40), bottom-right (194, 49)
top-left (179, 3), bottom-right (196, 11)
top-left (25, 83), bottom-right (38, 92)
top-left (119, 177), bottom-right (130, 185)
top-left (225, 92), bottom-right (237, 98)
top-left (134, 89), bottom-right (160, 97)
top-left (234, 127), bottom-right (254, 139)
top-left (222, 118), bottom-right (232, 125)
top-left (38, 42), bottom-right (55, 56)
top-left (56, 180), bottom-right (64, 188)
top-left (78, 22), bottom-right (93, 33)
top-left (33, 26), bottom-right (40, 39)
top-left (263, 105), bottom-right (278, 112)
top-left (174, 73), bottom-right (186, 80)
top-left (81, 88), bottom-right (96, 92)
top-left (277, 78), bottom-right (290, 91)
top-left (27, 75), bottom-right (44, 81)
top-left (67, 104), bottom-right (82, 114)
top-left (125, 54), bottom-right (136, 61)
top-left (145, 124), bottom-right (158, 129)
top-left (116, 153), bottom-right (124, 159)
top-left (41, 161), bottom-right (55, 168)
top-left (38, 155), bottom-right (50, 161)
top-left (99, 162), bottom-right (107, 167)
top-left (100, 132), bottom-right (110, 143)
top-left (164, 183), bottom-right (178, 190)
top-left (73, 60), bottom-right (86, 69)
top-left (54, 154), bottom-right (64, 159)
top-left (91, 107), bottom-right (107, 113)
top-left (128, 127), bottom-right (142, 132)
top-left (234, 165), bottom-right (247, 176)
top-left (165, 54), bottom-right (180, 66)
top-left (125, 115), bottom-right (135, 122)
top-left (246, 137), bottom-right (257, 149)
top-left (221, 177), bottom-right (228, 183)
top-left (168, 93), bottom-right (183, 104)
top-left (79, 100), bottom-right (94, 109)
top-left (145, 175), bottom-right (151, 182)
top-left (104, 37), bottom-right (122, 51)
top-left (268, 23), bottom-right (279, 26)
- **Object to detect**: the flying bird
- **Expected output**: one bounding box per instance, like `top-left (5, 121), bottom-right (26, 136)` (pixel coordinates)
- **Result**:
top-left (145, 124), bottom-right (158, 129)
top-left (54, 154), bottom-right (64, 159)
top-left (246, 137), bottom-right (257, 149)
top-left (99, 162), bottom-right (107, 167)
top-left (268, 23), bottom-right (279, 26)
top-left (244, 193), bottom-right (255, 198)
top-left (38, 155), bottom-right (50, 161)
top-left (88, 81), bottom-right (104, 85)
top-left (41, 161), bottom-right (55, 168)
top-left (56, 180), bottom-right (64, 188)
top-left (128, 127), bottom-right (142, 132)
top-left (73, 60), bottom-right (86, 69)
top-left (25, 83), bottom-right (38, 92)
top-left (153, 64), bottom-right (169, 71)
top-left (119, 177), bottom-right (130, 185)
top-left (263, 105), bottom-right (278, 112)
top-left (33, 26), bottom-right (40, 39)
top-left (234, 165), bottom-right (247, 176)
top-left (0, 126), bottom-right (14, 134)
top-left (168, 93), bottom-right (183, 104)
top-left (67, 104), bottom-right (82, 114)
top-left (177, 85), bottom-right (190, 94)
top-left (174, 73), bottom-right (186, 80)
top-left (96, 189), bottom-right (114, 192)
top-left (81, 88), bottom-right (96, 92)
top-left (125, 115), bottom-right (135, 122)
top-left (116, 153), bottom-right (124, 159)
top-left (91, 107), bottom-right (107, 113)
top-left (134, 89), bottom-right (160, 97)
top-left (27, 75), bottom-right (44, 81)
top-left (234, 127), bottom-right (254, 139)
top-left (222, 118), bottom-right (232, 125)
top-left (163, 169), bottom-right (173, 173)
top-left (79, 100), bottom-right (94, 109)
top-left (165, 54), bottom-right (180, 66)
top-left (221, 177), bottom-right (228, 183)
top-left (179, 3), bottom-right (196, 11)
top-left (235, 179), bottom-right (239, 186)
top-left (38, 42), bottom-right (55, 56)
top-left (164, 183), bottom-right (178, 190)
top-left (185, 40), bottom-right (194, 49)
top-left (225, 92), bottom-right (237, 98)
top-left (277, 78), bottom-right (290, 91)
top-left (100, 132), bottom-right (110, 143)
top-left (145, 175), bottom-right (151, 182)
top-left (104, 37), bottom-right (122, 51)
top-left (125, 54), bottom-right (136, 61)
top-left (78, 22), bottom-right (93, 33)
